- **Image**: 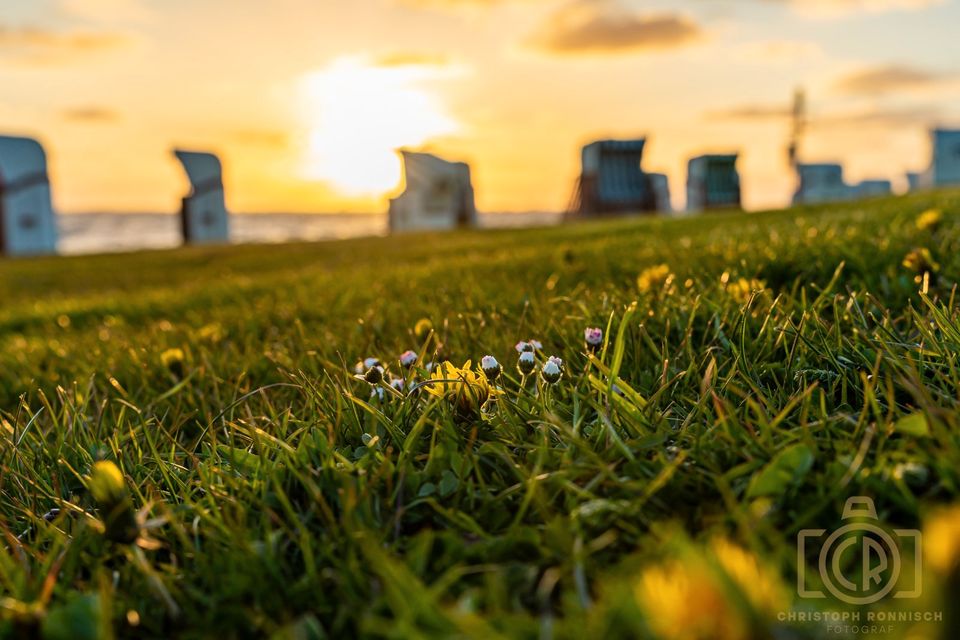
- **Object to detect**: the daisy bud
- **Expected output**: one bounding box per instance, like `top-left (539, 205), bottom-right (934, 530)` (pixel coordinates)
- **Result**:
top-left (355, 357), bottom-right (382, 374)
top-left (399, 350), bottom-right (418, 368)
top-left (518, 351), bottom-right (536, 375)
top-left (370, 386), bottom-right (386, 401)
top-left (481, 355), bottom-right (502, 381)
top-left (390, 377), bottom-right (405, 392)
top-left (530, 340), bottom-right (543, 351)
top-left (363, 365), bottom-right (384, 384)
top-left (584, 327), bottom-right (603, 350)
top-left (515, 341), bottom-right (532, 353)
top-left (541, 358), bottom-right (562, 384)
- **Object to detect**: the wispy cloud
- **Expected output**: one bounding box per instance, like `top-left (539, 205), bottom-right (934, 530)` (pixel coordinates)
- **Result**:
top-left (396, 0), bottom-right (535, 8)
top-left (0, 25), bottom-right (130, 65)
top-left (59, 0), bottom-right (155, 23)
top-left (833, 64), bottom-right (955, 94)
top-left (528, 0), bottom-right (702, 55)
top-left (817, 105), bottom-right (943, 127)
top-left (230, 129), bottom-right (289, 148)
top-left (707, 101), bottom-right (942, 128)
top-left (374, 52), bottom-right (451, 68)
top-left (734, 40), bottom-right (824, 63)
top-left (765, 0), bottom-right (943, 18)
top-left (62, 106), bottom-right (120, 122)
top-left (707, 103), bottom-right (793, 120)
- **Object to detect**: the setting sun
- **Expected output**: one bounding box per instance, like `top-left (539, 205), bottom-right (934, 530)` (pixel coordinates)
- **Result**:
top-left (298, 57), bottom-right (461, 197)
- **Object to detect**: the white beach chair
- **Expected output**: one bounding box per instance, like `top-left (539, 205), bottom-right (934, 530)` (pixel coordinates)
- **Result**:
top-left (173, 150), bottom-right (229, 245)
top-left (0, 135), bottom-right (58, 256)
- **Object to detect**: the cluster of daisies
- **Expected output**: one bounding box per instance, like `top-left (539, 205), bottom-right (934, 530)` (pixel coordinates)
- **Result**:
top-left (351, 326), bottom-right (606, 404)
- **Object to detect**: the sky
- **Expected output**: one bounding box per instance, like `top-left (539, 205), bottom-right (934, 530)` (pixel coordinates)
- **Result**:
top-left (1, 0), bottom-right (958, 214)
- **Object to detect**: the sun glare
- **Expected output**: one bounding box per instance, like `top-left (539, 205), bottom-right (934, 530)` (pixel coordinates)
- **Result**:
top-left (299, 57), bottom-right (460, 197)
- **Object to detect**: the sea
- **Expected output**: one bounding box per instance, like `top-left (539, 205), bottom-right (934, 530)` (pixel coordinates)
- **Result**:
top-left (57, 211), bottom-right (563, 255)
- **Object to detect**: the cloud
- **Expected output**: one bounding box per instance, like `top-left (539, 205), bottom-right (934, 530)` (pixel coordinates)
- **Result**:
top-left (396, 0), bottom-right (535, 8)
top-left (374, 52), bottom-right (451, 68)
top-left (528, 0), bottom-right (703, 55)
top-left (230, 129), bottom-right (289, 148)
top-left (734, 40), bottom-right (823, 63)
top-left (59, 0), bottom-right (155, 22)
top-left (708, 100), bottom-right (943, 128)
top-left (62, 106), bottom-right (120, 122)
top-left (707, 104), bottom-right (793, 120)
top-left (765, 0), bottom-right (943, 18)
top-left (0, 25), bottom-right (129, 65)
top-left (817, 105), bottom-right (943, 127)
top-left (833, 65), bottom-right (955, 94)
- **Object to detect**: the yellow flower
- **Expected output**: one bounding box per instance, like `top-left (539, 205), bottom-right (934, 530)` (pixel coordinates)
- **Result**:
top-left (424, 361), bottom-right (496, 420)
top-left (726, 278), bottom-right (767, 304)
top-left (196, 322), bottom-right (224, 342)
top-left (636, 540), bottom-right (785, 640)
top-left (637, 560), bottom-right (745, 640)
top-left (414, 318), bottom-right (434, 341)
top-left (637, 264), bottom-right (673, 294)
top-left (925, 504), bottom-right (960, 576)
top-left (160, 347), bottom-right (186, 378)
top-left (160, 347), bottom-right (185, 368)
top-left (88, 461), bottom-right (128, 507)
top-left (902, 247), bottom-right (940, 274)
top-left (711, 538), bottom-right (787, 615)
top-left (88, 461), bottom-right (139, 543)
top-left (916, 209), bottom-right (943, 232)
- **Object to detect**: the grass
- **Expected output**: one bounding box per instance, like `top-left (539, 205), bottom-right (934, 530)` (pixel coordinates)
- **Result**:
top-left (3, 192), bottom-right (960, 639)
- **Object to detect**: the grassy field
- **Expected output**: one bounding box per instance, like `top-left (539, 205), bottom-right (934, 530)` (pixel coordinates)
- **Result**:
top-left (4, 192), bottom-right (960, 639)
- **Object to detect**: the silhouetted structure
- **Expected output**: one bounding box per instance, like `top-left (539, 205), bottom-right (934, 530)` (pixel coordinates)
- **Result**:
top-left (787, 89), bottom-right (806, 169)
top-left (918, 129), bottom-right (960, 188)
top-left (906, 172), bottom-right (921, 191)
top-left (174, 150), bottom-right (229, 245)
top-left (388, 151), bottom-right (477, 233)
top-left (853, 180), bottom-right (892, 199)
top-left (572, 139), bottom-right (668, 216)
top-left (0, 135), bottom-right (57, 256)
top-left (793, 163), bottom-right (848, 205)
top-left (686, 154), bottom-right (741, 212)
top-left (793, 163), bottom-right (891, 205)
top-left (649, 173), bottom-right (672, 213)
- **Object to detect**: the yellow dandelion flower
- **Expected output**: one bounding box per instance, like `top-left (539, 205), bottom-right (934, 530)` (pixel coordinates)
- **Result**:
top-left (637, 264), bottom-right (673, 294)
top-left (414, 318), bottom-right (434, 341)
top-left (425, 361), bottom-right (496, 420)
top-left (160, 348), bottom-right (184, 369)
top-left (636, 560), bottom-right (746, 640)
top-left (902, 247), bottom-right (940, 274)
top-left (196, 322), bottom-right (224, 342)
top-left (726, 278), bottom-right (767, 304)
top-left (916, 209), bottom-right (943, 232)
top-left (711, 538), bottom-right (787, 615)
top-left (160, 347), bottom-right (186, 378)
top-left (88, 461), bottom-right (139, 543)
top-left (925, 504), bottom-right (960, 576)
top-left (88, 461), bottom-right (128, 507)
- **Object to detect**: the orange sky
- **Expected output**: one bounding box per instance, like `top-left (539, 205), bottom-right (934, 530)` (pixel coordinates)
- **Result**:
top-left (1, 0), bottom-right (958, 214)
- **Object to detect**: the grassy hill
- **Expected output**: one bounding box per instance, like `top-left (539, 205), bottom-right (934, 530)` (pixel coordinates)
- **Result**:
top-left (3, 192), bottom-right (960, 639)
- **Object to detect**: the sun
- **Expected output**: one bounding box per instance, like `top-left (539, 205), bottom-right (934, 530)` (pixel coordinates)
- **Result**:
top-left (299, 57), bottom-right (460, 197)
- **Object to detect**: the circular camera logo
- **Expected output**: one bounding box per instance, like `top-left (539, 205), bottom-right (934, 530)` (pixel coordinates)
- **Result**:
top-left (797, 497), bottom-right (922, 605)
